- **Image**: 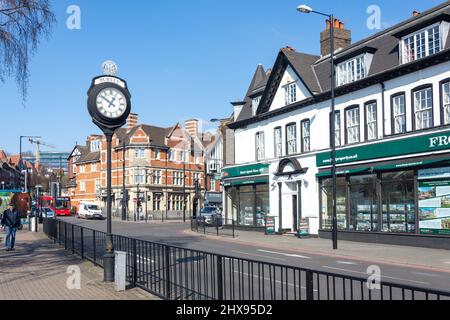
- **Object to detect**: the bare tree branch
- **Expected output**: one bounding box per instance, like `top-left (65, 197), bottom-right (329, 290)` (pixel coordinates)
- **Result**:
top-left (0, 0), bottom-right (56, 102)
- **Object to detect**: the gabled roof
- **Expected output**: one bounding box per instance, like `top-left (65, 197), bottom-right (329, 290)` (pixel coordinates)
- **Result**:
top-left (230, 2), bottom-right (450, 129)
top-left (77, 151), bottom-right (100, 164)
top-left (124, 124), bottom-right (174, 148)
top-left (235, 64), bottom-right (269, 122)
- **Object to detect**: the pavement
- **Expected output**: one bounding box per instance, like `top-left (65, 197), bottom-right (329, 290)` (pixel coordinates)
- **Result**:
top-left (0, 229), bottom-right (159, 300)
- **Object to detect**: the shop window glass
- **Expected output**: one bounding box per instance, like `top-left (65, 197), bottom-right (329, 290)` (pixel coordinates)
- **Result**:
top-left (382, 173), bottom-right (415, 233)
top-left (239, 189), bottom-right (255, 227)
top-left (349, 175), bottom-right (378, 232)
top-left (418, 167), bottom-right (450, 236)
top-left (226, 187), bottom-right (238, 223)
top-left (256, 190), bottom-right (270, 227)
top-left (321, 178), bottom-right (347, 230)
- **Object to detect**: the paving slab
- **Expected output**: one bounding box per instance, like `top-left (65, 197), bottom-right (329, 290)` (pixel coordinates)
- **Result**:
top-left (0, 230), bottom-right (159, 300)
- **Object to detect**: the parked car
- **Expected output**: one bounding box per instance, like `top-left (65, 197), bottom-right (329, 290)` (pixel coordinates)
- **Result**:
top-left (37, 207), bottom-right (55, 223)
top-left (78, 202), bottom-right (104, 220)
top-left (198, 206), bottom-right (223, 227)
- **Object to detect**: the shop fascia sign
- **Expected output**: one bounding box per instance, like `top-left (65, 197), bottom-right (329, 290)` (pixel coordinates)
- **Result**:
top-left (223, 163), bottom-right (269, 179)
top-left (316, 130), bottom-right (450, 167)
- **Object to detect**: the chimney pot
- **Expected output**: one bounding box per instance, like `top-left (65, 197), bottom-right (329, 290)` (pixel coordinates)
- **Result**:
top-left (339, 22), bottom-right (345, 30)
top-left (326, 19), bottom-right (331, 29)
top-left (333, 18), bottom-right (340, 29)
top-left (413, 10), bottom-right (421, 17)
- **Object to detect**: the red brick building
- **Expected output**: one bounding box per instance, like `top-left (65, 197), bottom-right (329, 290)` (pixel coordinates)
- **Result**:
top-left (68, 114), bottom-right (207, 219)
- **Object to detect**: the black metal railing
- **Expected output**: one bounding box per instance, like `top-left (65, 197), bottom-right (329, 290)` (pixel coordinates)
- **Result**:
top-left (191, 217), bottom-right (236, 238)
top-left (43, 218), bottom-right (450, 301)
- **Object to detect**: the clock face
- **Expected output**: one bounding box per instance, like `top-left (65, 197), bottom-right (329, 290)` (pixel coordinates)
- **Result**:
top-left (95, 87), bottom-right (127, 119)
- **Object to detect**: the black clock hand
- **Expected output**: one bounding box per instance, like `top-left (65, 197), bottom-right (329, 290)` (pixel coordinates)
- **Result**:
top-left (101, 96), bottom-right (113, 105)
top-left (108, 97), bottom-right (116, 109)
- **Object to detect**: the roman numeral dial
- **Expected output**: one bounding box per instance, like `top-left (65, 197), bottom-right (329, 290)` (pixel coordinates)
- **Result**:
top-left (95, 87), bottom-right (127, 119)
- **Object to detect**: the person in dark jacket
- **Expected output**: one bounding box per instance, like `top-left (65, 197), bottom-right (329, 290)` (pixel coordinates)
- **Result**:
top-left (1, 203), bottom-right (21, 251)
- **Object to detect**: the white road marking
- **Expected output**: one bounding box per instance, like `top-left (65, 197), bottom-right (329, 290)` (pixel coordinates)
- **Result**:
top-left (233, 271), bottom-right (318, 292)
top-left (322, 266), bottom-right (431, 286)
top-left (409, 271), bottom-right (441, 278)
top-left (231, 250), bottom-right (286, 261)
top-left (257, 249), bottom-right (312, 260)
top-left (336, 261), bottom-right (358, 265)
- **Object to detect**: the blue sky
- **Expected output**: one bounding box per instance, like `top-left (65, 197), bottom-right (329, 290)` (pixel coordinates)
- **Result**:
top-left (0, 0), bottom-right (444, 154)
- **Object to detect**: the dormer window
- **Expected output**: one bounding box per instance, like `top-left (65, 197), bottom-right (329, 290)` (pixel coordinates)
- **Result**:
top-left (284, 82), bottom-right (297, 106)
top-left (90, 140), bottom-right (101, 152)
top-left (337, 55), bottom-right (367, 87)
top-left (252, 96), bottom-right (262, 115)
top-left (401, 23), bottom-right (442, 64)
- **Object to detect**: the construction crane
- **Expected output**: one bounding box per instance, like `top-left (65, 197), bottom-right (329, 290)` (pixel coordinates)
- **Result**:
top-left (28, 138), bottom-right (56, 167)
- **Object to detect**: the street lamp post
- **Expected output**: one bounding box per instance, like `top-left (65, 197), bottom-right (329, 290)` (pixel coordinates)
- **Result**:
top-left (298, 4), bottom-right (338, 250)
top-left (19, 135), bottom-right (41, 192)
top-left (122, 140), bottom-right (127, 221)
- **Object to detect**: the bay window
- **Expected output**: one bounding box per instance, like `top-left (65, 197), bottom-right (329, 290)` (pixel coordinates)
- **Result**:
top-left (345, 106), bottom-right (360, 144)
top-left (286, 123), bottom-right (297, 155)
top-left (413, 86), bottom-right (433, 130)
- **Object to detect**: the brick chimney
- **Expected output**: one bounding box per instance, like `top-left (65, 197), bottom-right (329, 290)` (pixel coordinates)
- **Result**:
top-left (126, 113), bottom-right (138, 130)
top-left (185, 119), bottom-right (199, 137)
top-left (320, 18), bottom-right (351, 57)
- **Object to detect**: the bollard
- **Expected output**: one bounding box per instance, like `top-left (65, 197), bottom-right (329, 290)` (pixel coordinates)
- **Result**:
top-left (115, 251), bottom-right (127, 292)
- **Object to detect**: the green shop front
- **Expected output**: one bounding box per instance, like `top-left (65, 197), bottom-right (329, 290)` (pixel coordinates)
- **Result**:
top-left (316, 129), bottom-right (450, 249)
top-left (223, 163), bottom-right (270, 230)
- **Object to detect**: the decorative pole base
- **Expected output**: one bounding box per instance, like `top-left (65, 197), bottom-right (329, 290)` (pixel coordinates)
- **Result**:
top-left (103, 252), bottom-right (115, 283)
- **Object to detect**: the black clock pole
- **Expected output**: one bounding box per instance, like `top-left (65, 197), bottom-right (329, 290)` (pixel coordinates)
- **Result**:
top-left (104, 129), bottom-right (115, 282)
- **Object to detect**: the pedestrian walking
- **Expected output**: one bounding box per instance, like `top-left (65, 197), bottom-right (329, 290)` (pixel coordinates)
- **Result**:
top-left (1, 203), bottom-right (22, 251)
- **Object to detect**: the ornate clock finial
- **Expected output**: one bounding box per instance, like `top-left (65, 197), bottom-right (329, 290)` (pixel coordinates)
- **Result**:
top-left (102, 60), bottom-right (119, 76)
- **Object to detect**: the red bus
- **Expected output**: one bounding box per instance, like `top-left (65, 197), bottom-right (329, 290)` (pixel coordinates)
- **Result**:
top-left (37, 196), bottom-right (71, 217)
top-left (54, 197), bottom-right (71, 216)
top-left (39, 196), bottom-right (54, 210)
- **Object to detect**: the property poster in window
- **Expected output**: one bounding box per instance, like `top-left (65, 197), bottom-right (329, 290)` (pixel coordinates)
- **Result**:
top-left (418, 180), bottom-right (450, 236)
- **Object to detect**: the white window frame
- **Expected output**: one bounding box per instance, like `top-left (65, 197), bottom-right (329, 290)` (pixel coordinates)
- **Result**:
top-left (95, 179), bottom-right (101, 193)
top-left (337, 54), bottom-right (367, 86)
top-left (91, 163), bottom-right (97, 172)
top-left (152, 170), bottom-right (162, 185)
top-left (80, 181), bottom-right (86, 192)
top-left (443, 82), bottom-right (450, 126)
top-left (346, 107), bottom-right (360, 144)
top-left (252, 96), bottom-right (262, 115)
top-left (286, 123), bottom-right (297, 155)
top-left (134, 148), bottom-right (145, 159)
top-left (255, 132), bottom-right (265, 161)
top-left (284, 82), bottom-right (297, 106)
top-left (401, 23), bottom-right (442, 64)
top-left (332, 111), bottom-right (341, 147)
top-left (168, 149), bottom-right (175, 161)
top-left (301, 120), bottom-right (310, 153)
top-left (413, 87), bottom-right (433, 130)
top-left (274, 127), bottom-right (282, 158)
top-left (365, 102), bottom-right (378, 141)
top-left (392, 94), bottom-right (406, 134)
top-left (80, 165), bottom-right (85, 174)
top-left (154, 147), bottom-right (160, 160)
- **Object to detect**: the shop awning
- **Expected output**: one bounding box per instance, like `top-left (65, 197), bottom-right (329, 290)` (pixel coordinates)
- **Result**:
top-left (316, 167), bottom-right (371, 178)
top-left (223, 176), bottom-right (269, 187)
top-left (371, 158), bottom-right (450, 172)
top-left (316, 157), bottom-right (450, 178)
